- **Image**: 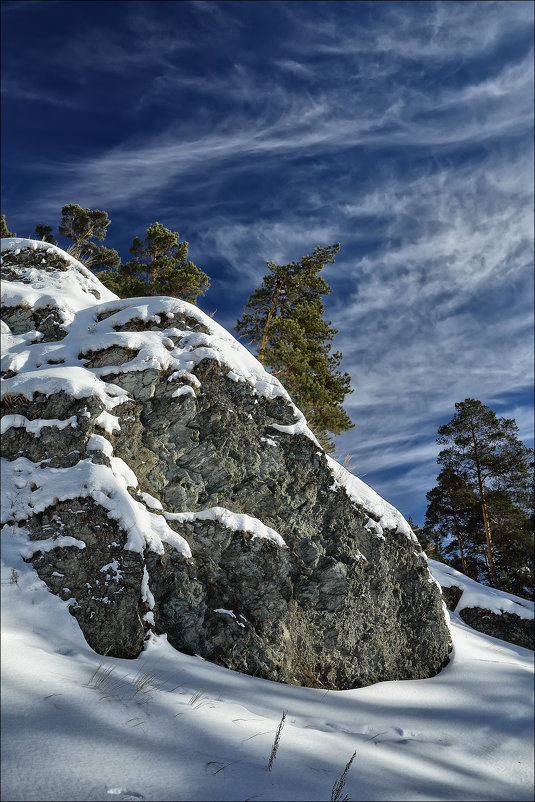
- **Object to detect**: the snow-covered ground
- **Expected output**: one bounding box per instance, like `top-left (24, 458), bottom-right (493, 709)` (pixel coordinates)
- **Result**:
top-left (1, 526), bottom-right (533, 802)
top-left (1, 237), bottom-right (534, 801)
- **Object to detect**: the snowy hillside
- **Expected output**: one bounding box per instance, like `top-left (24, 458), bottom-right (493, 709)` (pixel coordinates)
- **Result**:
top-left (429, 559), bottom-right (534, 621)
top-left (1, 537), bottom-right (534, 802)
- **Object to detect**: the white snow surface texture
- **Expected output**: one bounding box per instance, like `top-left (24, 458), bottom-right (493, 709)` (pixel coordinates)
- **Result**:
top-left (2, 532), bottom-right (534, 802)
top-left (1, 239), bottom-right (534, 801)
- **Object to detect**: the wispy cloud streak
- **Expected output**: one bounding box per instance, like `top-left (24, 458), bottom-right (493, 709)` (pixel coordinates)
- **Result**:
top-left (3, 0), bottom-right (532, 523)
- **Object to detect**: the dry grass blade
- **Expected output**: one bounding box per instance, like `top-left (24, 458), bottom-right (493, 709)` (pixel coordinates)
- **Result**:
top-left (242, 729), bottom-right (273, 742)
top-left (85, 662), bottom-right (179, 709)
top-left (364, 730), bottom-right (388, 743)
top-left (206, 760), bottom-right (241, 775)
top-left (85, 663), bottom-right (144, 703)
top-left (188, 687), bottom-right (214, 708)
top-left (267, 711), bottom-right (287, 771)
top-left (330, 750), bottom-right (357, 802)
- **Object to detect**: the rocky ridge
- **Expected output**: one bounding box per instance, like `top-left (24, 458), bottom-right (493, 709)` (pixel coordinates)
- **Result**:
top-left (1, 238), bottom-right (454, 688)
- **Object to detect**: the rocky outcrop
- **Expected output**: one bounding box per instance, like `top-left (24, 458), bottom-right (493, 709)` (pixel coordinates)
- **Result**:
top-left (1, 239), bottom-right (452, 689)
top-left (429, 560), bottom-right (534, 651)
top-left (458, 607), bottom-right (533, 650)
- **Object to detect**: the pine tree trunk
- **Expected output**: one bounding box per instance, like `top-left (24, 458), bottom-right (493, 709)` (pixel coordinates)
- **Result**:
top-left (452, 509), bottom-right (468, 576)
top-left (481, 545), bottom-right (491, 580)
top-left (258, 286), bottom-right (281, 364)
top-left (470, 422), bottom-right (498, 586)
top-left (479, 493), bottom-right (498, 586)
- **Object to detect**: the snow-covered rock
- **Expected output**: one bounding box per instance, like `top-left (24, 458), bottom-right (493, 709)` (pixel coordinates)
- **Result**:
top-left (429, 559), bottom-right (534, 649)
top-left (1, 239), bottom-right (452, 688)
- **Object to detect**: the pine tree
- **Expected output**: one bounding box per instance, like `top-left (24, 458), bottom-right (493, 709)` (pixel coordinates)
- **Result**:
top-left (236, 243), bottom-right (353, 451)
top-left (58, 203), bottom-right (112, 259)
top-left (58, 203), bottom-right (121, 274)
top-left (100, 221), bottom-right (209, 304)
top-left (0, 214), bottom-right (15, 237)
top-left (33, 224), bottom-right (58, 245)
top-left (430, 399), bottom-right (534, 595)
top-left (484, 487), bottom-right (534, 598)
top-left (424, 469), bottom-right (480, 578)
top-left (84, 242), bottom-right (121, 273)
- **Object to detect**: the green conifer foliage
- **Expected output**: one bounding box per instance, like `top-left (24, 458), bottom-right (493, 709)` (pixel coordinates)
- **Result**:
top-left (84, 243), bottom-right (121, 273)
top-left (0, 214), bottom-right (15, 238)
top-left (33, 224), bottom-right (58, 245)
top-left (59, 204), bottom-right (112, 258)
top-left (425, 399), bottom-right (534, 597)
top-left (100, 221), bottom-right (210, 304)
top-left (425, 468), bottom-right (481, 578)
top-left (58, 204), bottom-right (121, 274)
top-left (406, 517), bottom-right (446, 563)
top-left (236, 243), bottom-right (353, 451)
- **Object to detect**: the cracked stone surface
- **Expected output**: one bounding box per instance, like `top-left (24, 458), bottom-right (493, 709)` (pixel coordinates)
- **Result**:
top-left (1, 242), bottom-right (454, 688)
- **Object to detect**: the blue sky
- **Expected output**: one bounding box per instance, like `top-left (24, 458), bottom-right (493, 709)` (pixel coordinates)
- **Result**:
top-left (2, 0), bottom-right (533, 525)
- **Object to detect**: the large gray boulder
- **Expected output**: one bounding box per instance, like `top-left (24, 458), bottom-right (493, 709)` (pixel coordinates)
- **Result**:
top-left (1, 239), bottom-right (452, 688)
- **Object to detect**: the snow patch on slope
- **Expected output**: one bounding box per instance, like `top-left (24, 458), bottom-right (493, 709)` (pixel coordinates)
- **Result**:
top-left (1, 237), bottom-right (118, 323)
top-left (428, 558), bottom-right (534, 621)
top-left (326, 454), bottom-right (418, 542)
top-left (0, 457), bottom-right (191, 558)
top-left (1, 530), bottom-right (533, 802)
top-left (164, 506), bottom-right (287, 547)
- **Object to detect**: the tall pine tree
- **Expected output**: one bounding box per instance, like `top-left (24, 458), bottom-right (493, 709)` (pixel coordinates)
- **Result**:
top-left (426, 399), bottom-right (533, 597)
top-left (424, 468), bottom-right (482, 579)
top-left (236, 243), bottom-right (353, 451)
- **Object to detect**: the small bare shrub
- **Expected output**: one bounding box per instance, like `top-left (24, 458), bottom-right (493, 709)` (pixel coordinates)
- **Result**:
top-left (2, 389), bottom-right (15, 407)
top-left (333, 453), bottom-right (356, 484)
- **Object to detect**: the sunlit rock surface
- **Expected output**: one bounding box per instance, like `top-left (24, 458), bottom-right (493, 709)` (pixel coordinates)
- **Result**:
top-left (1, 238), bottom-right (452, 688)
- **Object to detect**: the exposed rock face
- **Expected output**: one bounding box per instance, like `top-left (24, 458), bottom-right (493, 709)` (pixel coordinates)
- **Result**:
top-left (1, 239), bottom-right (452, 689)
top-left (458, 608), bottom-right (533, 650)
top-left (440, 585), bottom-right (464, 612)
top-left (26, 497), bottom-right (146, 658)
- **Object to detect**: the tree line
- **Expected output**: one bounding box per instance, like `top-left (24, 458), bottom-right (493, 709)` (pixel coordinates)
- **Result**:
top-left (1, 207), bottom-right (353, 451)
